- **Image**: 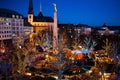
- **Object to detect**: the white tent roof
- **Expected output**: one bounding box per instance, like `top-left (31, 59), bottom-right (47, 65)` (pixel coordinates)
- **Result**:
top-left (72, 50), bottom-right (82, 54)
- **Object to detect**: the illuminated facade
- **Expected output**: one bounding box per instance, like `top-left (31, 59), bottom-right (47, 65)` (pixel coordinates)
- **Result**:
top-left (98, 24), bottom-right (115, 35)
top-left (27, 0), bottom-right (54, 34)
top-left (27, 0), bottom-right (58, 50)
top-left (0, 8), bottom-right (24, 40)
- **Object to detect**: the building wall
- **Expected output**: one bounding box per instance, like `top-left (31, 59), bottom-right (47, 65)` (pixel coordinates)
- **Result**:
top-left (0, 17), bottom-right (12, 40)
top-left (24, 26), bottom-right (33, 35)
top-left (98, 29), bottom-right (115, 35)
top-left (28, 14), bottom-right (33, 22)
top-left (11, 15), bottom-right (24, 36)
top-left (0, 15), bottom-right (24, 40)
top-left (30, 22), bottom-right (53, 33)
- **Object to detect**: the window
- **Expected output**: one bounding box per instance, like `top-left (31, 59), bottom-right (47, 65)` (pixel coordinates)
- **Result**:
top-left (6, 18), bottom-right (9, 21)
top-left (13, 31), bottom-right (15, 33)
top-left (17, 27), bottom-right (19, 30)
top-left (12, 27), bottom-right (15, 30)
top-left (20, 16), bottom-right (22, 19)
top-left (16, 15), bottom-right (19, 18)
top-left (12, 23), bottom-right (15, 26)
top-left (12, 15), bottom-right (15, 18)
top-left (6, 22), bottom-right (9, 25)
top-left (16, 23), bottom-right (19, 26)
top-left (20, 23), bottom-right (23, 26)
top-left (12, 19), bottom-right (15, 22)
top-left (29, 16), bottom-right (31, 18)
top-left (17, 31), bottom-right (19, 34)
top-left (20, 20), bottom-right (23, 23)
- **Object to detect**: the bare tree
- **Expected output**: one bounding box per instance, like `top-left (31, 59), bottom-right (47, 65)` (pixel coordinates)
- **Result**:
top-left (111, 42), bottom-right (120, 72)
top-left (102, 38), bottom-right (112, 57)
top-left (59, 32), bottom-right (69, 48)
top-left (33, 30), bottom-right (53, 52)
top-left (72, 38), bottom-right (82, 50)
top-left (11, 37), bottom-right (35, 78)
top-left (42, 36), bottom-right (75, 80)
top-left (35, 30), bottom-right (46, 46)
top-left (84, 37), bottom-right (97, 50)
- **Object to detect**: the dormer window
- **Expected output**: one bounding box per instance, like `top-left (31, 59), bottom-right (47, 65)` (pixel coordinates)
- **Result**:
top-left (20, 16), bottom-right (22, 19)
top-left (6, 18), bottom-right (8, 21)
top-left (12, 15), bottom-right (15, 18)
top-left (16, 15), bottom-right (19, 18)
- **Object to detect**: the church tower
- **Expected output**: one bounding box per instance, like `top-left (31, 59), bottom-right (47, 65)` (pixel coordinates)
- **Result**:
top-left (27, 0), bottom-right (54, 34)
top-left (28, 0), bottom-right (34, 23)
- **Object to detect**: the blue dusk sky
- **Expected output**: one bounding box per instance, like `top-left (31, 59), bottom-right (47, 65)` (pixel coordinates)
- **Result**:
top-left (0, 0), bottom-right (120, 26)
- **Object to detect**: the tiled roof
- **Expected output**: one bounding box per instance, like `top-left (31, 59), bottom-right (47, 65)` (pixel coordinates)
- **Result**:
top-left (33, 12), bottom-right (53, 22)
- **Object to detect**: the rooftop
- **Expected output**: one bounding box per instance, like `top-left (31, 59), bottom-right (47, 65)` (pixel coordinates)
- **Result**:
top-left (0, 8), bottom-right (23, 18)
top-left (33, 12), bottom-right (53, 22)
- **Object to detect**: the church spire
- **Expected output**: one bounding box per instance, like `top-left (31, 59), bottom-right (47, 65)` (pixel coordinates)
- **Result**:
top-left (38, 0), bottom-right (43, 17)
top-left (28, 0), bottom-right (34, 14)
top-left (40, 0), bottom-right (42, 12)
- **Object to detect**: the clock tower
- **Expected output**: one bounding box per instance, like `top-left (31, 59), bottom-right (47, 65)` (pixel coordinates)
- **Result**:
top-left (28, 0), bottom-right (34, 23)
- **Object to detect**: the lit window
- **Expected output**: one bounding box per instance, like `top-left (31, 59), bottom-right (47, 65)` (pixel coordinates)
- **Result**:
top-left (16, 15), bottom-right (19, 18)
top-left (12, 15), bottom-right (15, 18)
top-left (6, 22), bottom-right (9, 25)
top-left (6, 18), bottom-right (8, 21)
top-left (20, 16), bottom-right (22, 19)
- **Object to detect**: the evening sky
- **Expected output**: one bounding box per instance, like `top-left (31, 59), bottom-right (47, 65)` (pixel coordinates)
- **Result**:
top-left (0, 0), bottom-right (120, 26)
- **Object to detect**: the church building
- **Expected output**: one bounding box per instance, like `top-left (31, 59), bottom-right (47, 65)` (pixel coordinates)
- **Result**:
top-left (27, 0), bottom-right (54, 34)
top-left (27, 0), bottom-right (58, 50)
